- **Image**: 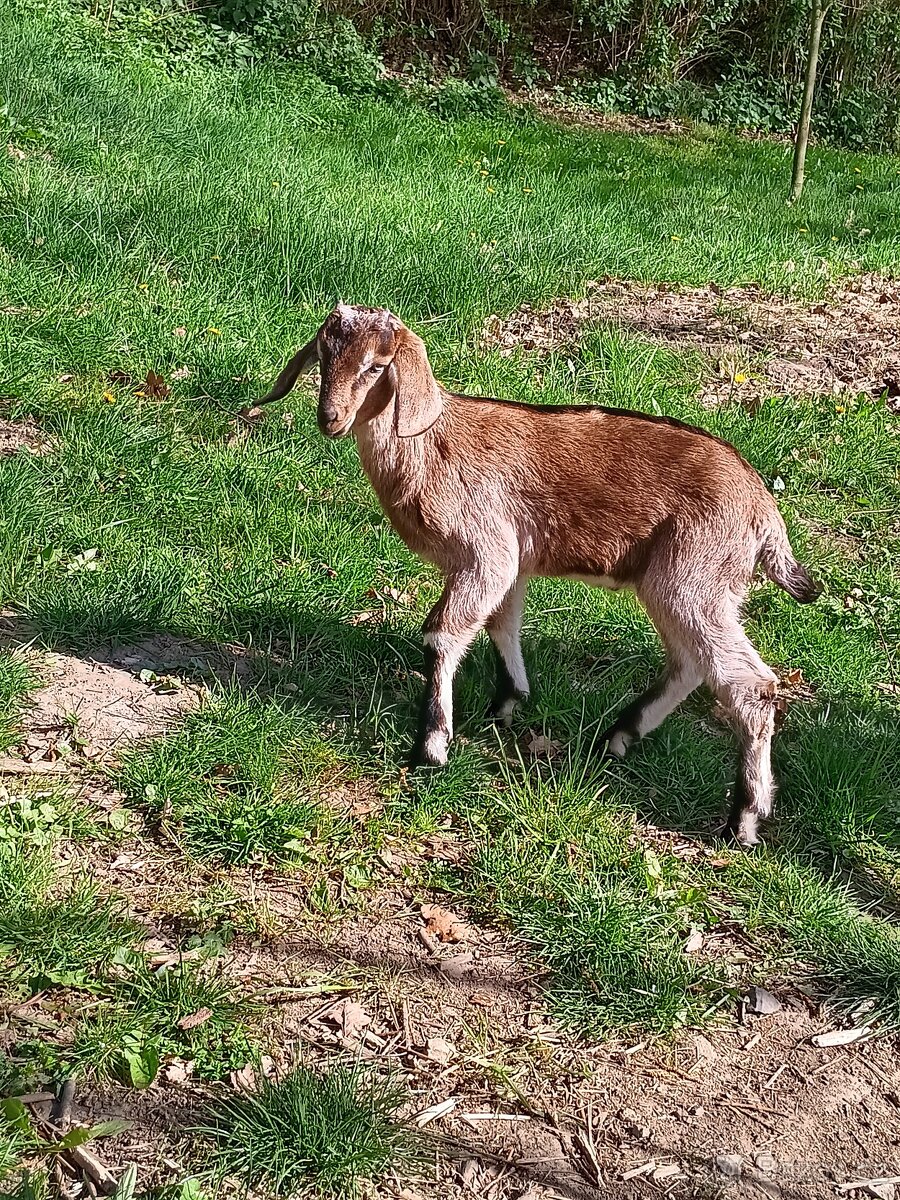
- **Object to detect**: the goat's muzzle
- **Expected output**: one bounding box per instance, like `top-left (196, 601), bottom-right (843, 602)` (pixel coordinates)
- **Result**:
top-left (317, 401), bottom-right (354, 439)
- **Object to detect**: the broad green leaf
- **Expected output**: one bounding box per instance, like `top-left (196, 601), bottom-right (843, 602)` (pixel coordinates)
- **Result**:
top-left (1, 1097), bottom-right (30, 1134)
top-left (121, 1044), bottom-right (159, 1089)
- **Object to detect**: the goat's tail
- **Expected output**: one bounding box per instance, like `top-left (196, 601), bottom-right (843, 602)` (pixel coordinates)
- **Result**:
top-left (759, 522), bottom-right (821, 603)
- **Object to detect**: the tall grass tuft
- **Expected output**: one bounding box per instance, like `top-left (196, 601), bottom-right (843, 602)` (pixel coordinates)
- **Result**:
top-left (199, 1063), bottom-right (415, 1196)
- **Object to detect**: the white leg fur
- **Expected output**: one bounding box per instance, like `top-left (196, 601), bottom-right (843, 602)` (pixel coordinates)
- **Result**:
top-left (487, 576), bottom-right (530, 722)
top-left (635, 666), bottom-right (703, 738)
top-left (417, 563), bottom-right (519, 764)
top-left (423, 630), bottom-right (471, 743)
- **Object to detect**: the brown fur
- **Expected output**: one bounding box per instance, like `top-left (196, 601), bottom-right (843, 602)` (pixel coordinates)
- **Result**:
top-left (262, 304), bottom-right (821, 846)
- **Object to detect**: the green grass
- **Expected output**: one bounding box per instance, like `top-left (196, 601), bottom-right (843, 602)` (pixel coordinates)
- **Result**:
top-left (466, 756), bottom-right (728, 1035)
top-left (1, 0), bottom-right (899, 1061)
top-left (0, 1165), bottom-right (47, 1200)
top-left (0, 653), bottom-right (36, 754)
top-left (0, 1126), bottom-right (32, 1187)
top-left (0, 846), bottom-right (136, 991)
top-left (199, 1064), bottom-right (414, 1197)
top-left (0, 843), bottom-right (258, 1086)
top-left (117, 692), bottom-right (332, 864)
top-left (69, 954), bottom-right (258, 1084)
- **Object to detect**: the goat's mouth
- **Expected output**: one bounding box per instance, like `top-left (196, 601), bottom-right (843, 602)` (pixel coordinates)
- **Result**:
top-left (320, 416), bottom-right (355, 439)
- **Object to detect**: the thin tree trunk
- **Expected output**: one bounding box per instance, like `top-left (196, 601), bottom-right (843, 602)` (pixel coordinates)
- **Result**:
top-left (790, 0), bottom-right (827, 202)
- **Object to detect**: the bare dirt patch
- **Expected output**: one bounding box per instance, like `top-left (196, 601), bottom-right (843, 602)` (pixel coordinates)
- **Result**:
top-left (4, 634), bottom-right (899, 1199)
top-left (0, 415), bottom-right (50, 456)
top-left (509, 88), bottom-right (689, 140)
top-left (516, 87), bottom-right (796, 146)
top-left (0, 628), bottom-right (260, 768)
top-left (481, 275), bottom-right (900, 410)
top-left (39, 832), bottom-right (900, 1200)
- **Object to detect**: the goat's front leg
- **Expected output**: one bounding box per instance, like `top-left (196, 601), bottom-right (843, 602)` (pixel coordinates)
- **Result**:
top-left (486, 574), bottom-right (530, 724)
top-left (413, 570), bottom-right (515, 766)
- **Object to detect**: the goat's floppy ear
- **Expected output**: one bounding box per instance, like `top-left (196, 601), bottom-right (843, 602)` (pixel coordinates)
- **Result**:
top-left (392, 329), bottom-right (443, 438)
top-left (258, 335), bottom-right (319, 405)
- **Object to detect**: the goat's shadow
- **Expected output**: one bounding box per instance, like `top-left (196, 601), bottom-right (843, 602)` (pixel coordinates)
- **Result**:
top-left (9, 593), bottom-right (899, 920)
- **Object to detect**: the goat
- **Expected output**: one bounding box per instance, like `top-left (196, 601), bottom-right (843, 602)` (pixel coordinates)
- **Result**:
top-left (259, 303), bottom-right (821, 845)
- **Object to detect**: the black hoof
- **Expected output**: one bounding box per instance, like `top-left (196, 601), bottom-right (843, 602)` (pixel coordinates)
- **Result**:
top-left (486, 697), bottom-right (521, 724)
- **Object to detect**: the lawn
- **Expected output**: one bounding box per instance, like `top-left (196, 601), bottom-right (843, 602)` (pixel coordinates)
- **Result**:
top-left (1, 0), bottom-right (899, 1195)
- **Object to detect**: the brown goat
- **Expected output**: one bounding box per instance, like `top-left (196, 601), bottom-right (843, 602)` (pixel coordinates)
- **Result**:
top-left (260, 304), bottom-right (820, 845)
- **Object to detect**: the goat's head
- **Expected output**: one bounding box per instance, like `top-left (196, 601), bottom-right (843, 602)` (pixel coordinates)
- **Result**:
top-left (260, 305), bottom-right (443, 439)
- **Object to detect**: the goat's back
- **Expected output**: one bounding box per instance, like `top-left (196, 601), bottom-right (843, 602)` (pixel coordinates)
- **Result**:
top-left (433, 395), bottom-right (778, 584)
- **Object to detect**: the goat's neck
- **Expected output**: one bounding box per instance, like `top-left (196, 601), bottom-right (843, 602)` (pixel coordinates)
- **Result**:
top-left (355, 400), bottom-right (433, 508)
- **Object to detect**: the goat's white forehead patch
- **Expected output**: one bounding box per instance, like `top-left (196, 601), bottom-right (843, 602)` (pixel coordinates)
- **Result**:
top-left (333, 304), bottom-right (395, 330)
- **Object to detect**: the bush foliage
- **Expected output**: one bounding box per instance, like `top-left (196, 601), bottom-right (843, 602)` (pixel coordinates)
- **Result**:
top-left (28, 0), bottom-right (900, 151)
top-left (226, 0), bottom-right (900, 149)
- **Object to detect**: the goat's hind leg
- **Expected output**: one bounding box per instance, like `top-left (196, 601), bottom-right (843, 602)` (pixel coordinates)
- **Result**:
top-left (601, 642), bottom-right (703, 759)
top-left (695, 613), bottom-right (780, 846)
top-left (718, 668), bottom-right (779, 847)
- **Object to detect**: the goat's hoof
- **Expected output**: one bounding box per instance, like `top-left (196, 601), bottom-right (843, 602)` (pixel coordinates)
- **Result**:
top-left (487, 695), bottom-right (520, 727)
top-left (599, 725), bottom-right (634, 760)
top-left (723, 818), bottom-right (762, 849)
top-left (410, 730), bottom-right (450, 768)
top-left (489, 691), bottom-right (525, 724)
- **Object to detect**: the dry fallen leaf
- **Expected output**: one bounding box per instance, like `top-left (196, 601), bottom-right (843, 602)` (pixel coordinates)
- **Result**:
top-left (811, 1026), bottom-right (870, 1047)
top-left (421, 903), bottom-right (472, 943)
top-left (426, 1037), bottom-right (456, 1066)
top-left (142, 370), bottom-right (170, 399)
top-left (323, 998), bottom-right (371, 1042)
top-left (161, 1059), bottom-right (194, 1083)
top-left (346, 610), bottom-right (378, 626)
top-left (469, 989), bottom-right (494, 1008)
top-left (652, 1163), bottom-right (682, 1182)
top-left (684, 929), bottom-right (704, 954)
top-left (438, 954), bottom-right (475, 982)
top-left (415, 1096), bottom-right (458, 1127)
top-left (177, 1007), bottom-right (212, 1031)
top-left (458, 1160), bottom-right (481, 1188)
top-left (693, 1034), bottom-right (718, 1062)
top-left (621, 1161), bottom-right (656, 1181)
top-left (230, 1063), bottom-right (258, 1092)
top-left (525, 731), bottom-right (562, 759)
